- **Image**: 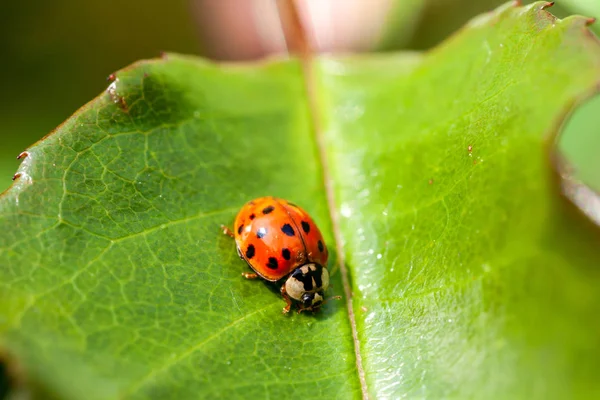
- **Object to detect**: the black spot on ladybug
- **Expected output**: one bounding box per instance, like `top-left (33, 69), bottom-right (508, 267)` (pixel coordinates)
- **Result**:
top-left (287, 202), bottom-right (298, 208)
top-left (281, 224), bottom-right (295, 236)
top-left (303, 277), bottom-right (313, 291)
top-left (262, 205), bottom-right (275, 214)
top-left (249, 213), bottom-right (255, 220)
top-left (313, 264), bottom-right (323, 288)
top-left (282, 248), bottom-right (291, 260)
top-left (267, 257), bottom-right (279, 270)
top-left (245, 244), bottom-right (255, 259)
top-left (301, 221), bottom-right (310, 234)
top-left (291, 267), bottom-right (314, 291)
top-left (237, 224), bottom-right (243, 235)
top-left (318, 240), bottom-right (324, 252)
top-left (257, 227), bottom-right (267, 239)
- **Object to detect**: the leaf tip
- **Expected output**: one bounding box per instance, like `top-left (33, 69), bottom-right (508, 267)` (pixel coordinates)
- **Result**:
top-left (16, 151), bottom-right (28, 160)
top-left (586, 17), bottom-right (597, 27)
top-left (11, 173), bottom-right (21, 181)
top-left (106, 73), bottom-right (117, 83)
top-left (541, 1), bottom-right (555, 10)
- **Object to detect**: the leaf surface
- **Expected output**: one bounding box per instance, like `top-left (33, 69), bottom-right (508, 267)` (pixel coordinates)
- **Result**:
top-left (1, 2), bottom-right (600, 399)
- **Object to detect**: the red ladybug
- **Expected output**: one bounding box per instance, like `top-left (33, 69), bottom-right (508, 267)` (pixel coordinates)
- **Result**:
top-left (222, 197), bottom-right (331, 313)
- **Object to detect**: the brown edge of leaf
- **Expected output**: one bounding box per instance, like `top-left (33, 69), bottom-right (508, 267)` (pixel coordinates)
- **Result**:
top-left (547, 87), bottom-right (600, 234)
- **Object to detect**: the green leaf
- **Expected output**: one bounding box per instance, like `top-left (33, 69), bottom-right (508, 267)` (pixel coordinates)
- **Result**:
top-left (0, 58), bottom-right (360, 399)
top-left (1, 2), bottom-right (600, 399)
top-left (317, 2), bottom-right (600, 398)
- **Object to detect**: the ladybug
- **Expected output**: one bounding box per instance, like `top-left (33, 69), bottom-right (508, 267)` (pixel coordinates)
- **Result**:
top-left (222, 196), bottom-right (332, 314)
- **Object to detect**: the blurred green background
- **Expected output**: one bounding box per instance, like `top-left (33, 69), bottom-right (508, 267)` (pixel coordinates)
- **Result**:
top-left (1, 0), bottom-right (598, 193)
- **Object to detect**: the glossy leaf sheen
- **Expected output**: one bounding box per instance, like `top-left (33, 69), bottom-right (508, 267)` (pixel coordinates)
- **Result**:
top-left (1, 3), bottom-right (600, 399)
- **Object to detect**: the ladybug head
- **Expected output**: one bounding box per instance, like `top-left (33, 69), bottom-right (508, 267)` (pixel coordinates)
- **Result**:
top-left (301, 290), bottom-right (325, 308)
top-left (285, 263), bottom-right (330, 310)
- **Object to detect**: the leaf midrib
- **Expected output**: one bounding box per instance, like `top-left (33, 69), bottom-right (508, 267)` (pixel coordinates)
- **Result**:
top-left (278, 2), bottom-right (370, 398)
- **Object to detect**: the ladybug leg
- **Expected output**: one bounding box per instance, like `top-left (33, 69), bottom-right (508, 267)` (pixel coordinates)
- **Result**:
top-left (220, 225), bottom-right (234, 238)
top-left (241, 272), bottom-right (258, 279)
top-left (280, 285), bottom-right (292, 314)
top-left (297, 306), bottom-right (310, 315)
top-left (311, 295), bottom-right (342, 312)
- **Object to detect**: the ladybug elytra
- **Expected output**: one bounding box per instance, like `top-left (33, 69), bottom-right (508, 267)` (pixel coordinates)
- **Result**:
top-left (222, 197), bottom-right (332, 314)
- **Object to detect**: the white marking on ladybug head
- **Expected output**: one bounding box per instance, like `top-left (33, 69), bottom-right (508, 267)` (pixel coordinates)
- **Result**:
top-left (285, 274), bottom-right (305, 302)
top-left (284, 263), bottom-right (330, 308)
